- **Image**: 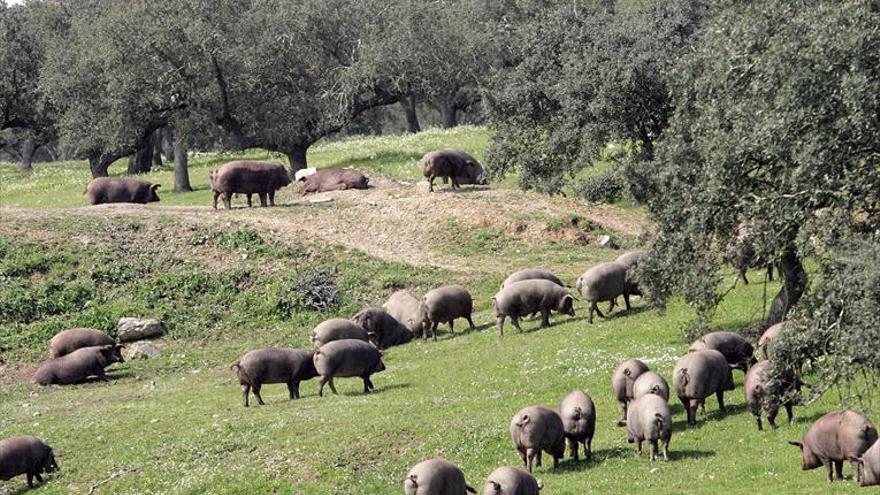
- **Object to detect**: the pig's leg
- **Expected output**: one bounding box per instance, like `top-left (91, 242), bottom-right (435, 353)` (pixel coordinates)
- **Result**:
top-left (242, 384), bottom-right (251, 407)
top-left (27, 472), bottom-right (35, 488)
top-left (754, 412), bottom-right (763, 431)
top-left (213, 191), bottom-right (220, 209)
top-left (511, 316), bottom-right (522, 332)
top-left (448, 319), bottom-right (454, 334)
top-left (649, 440), bottom-right (658, 462)
top-left (318, 377), bottom-right (328, 397)
top-left (624, 290), bottom-right (631, 310)
top-left (496, 315), bottom-right (506, 336)
top-left (466, 314), bottom-right (475, 329)
top-left (34, 472), bottom-right (43, 483)
top-left (223, 192), bottom-right (232, 210)
top-left (287, 381), bottom-right (299, 400)
top-left (540, 308), bottom-right (551, 328)
top-left (536, 450), bottom-right (543, 467)
top-left (327, 377), bottom-right (338, 395)
top-left (518, 449), bottom-right (528, 470)
top-left (716, 390), bottom-right (726, 413)
top-left (636, 440), bottom-right (643, 455)
top-left (269, 190), bottom-right (276, 206)
top-left (585, 438), bottom-right (592, 460)
top-left (592, 302), bottom-right (606, 320)
top-left (428, 176), bottom-right (435, 192)
top-left (253, 384), bottom-right (265, 405)
top-left (785, 403), bottom-right (794, 424)
top-left (246, 194), bottom-right (253, 207)
top-left (824, 461), bottom-right (833, 482)
top-left (662, 438), bottom-right (670, 462)
top-left (431, 321), bottom-right (439, 341)
top-left (568, 438), bottom-right (579, 461)
top-left (258, 193), bottom-right (267, 207)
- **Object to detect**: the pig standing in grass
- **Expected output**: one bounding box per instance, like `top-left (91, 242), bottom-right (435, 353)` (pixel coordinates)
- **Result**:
top-left (558, 390), bottom-right (596, 461)
top-left (301, 168), bottom-right (369, 194)
top-left (626, 394), bottom-right (672, 461)
top-left (420, 149), bottom-right (486, 192)
top-left (0, 436), bottom-right (58, 489)
top-left (482, 466), bottom-right (541, 495)
top-left (614, 251), bottom-right (644, 296)
top-left (500, 269), bottom-right (564, 290)
top-left (744, 360), bottom-right (800, 431)
top-left (84, 177), bottom-right (160, 205)
top-left (232, 348), bottom-right (318, 407)
top-left (632, 371), bottom-right (670, 402)
top-left (423, 285), bottom-right (475, 340)
top-left (352, 308), bottom-right (414, 348)
top-left (403, 458), bottom-right (476, 495)
top-left (612, 359), bottom-right (649, 426)
top-left (853, 438), bottom-right (880, 486)
top-left (313, 339), bottom-right (385, 396)
top-left (758, 322), bottom-right (787, 360)
top-left (383, 290), bottom-right (430, 339)
top-left (34, 344), bottom-right (125, 385)
top-left (48, 328), bottom-right (118, 359)
top-left (310, 318), bottom-right (369, 349)
top-left (492, 280), bottom-right (575, 336)
top-left (689, 331), bottom-right (756, 372)
top-left (211, 161), bottom-right (290, 209)
top-left (673, 349), bottom-right (735, 426)
top-left (576, 262), bottom-right (630, 324)
top-left (509, 406), bottom-right (566, 473)
top-left (789, 410), bottom-right (878, 482)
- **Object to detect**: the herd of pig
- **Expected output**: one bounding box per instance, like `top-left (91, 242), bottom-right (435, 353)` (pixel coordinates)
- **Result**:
top-left (81, 148), bottom-right (488, 206)
top-left (5, 249), bottom-right (880, 493)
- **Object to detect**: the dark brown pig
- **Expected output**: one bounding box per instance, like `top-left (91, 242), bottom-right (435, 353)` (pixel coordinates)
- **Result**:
top-left (492, 280), bottom-right (575, 336)
top-left (0, 436), bottom-right (58, 489)
top-left (614, 251), bottom-right (645, 296)
top-left (310, 318), bottom-right (369, 349)
top-left (352, 307), bottom-right (414, 348)
top-left (420, 149), bottom-right (484, 192)
top-left (301, 168), bottom-right (369, 194)
top-left (612, 359), bottom-right (649, 426)
top-left (423, 285), bottom-right (475, 340)
top-left (34, 344), bottom-right (125, 385)
top-left (626, 394), bottom-right (672, 461)
top-left (211, 161), bottom-right (290, 209)
top-left (509, 405), bottom-right (566, 473)
top-left (789, 410), bottom-right (878, 482)
top-left (744, 360), bottom-right (800, 431)
top-left (383, 290), bottom-right (430, 338)
top-left (852, 438), bottom-right (880, 486)
top-left (48, 328), bottom-right (118, 359)
top-left (558, 390), bottom-right (596, 461)
top-left (632, 371), bottom-right (670, 402)
top-left (673, 350), bottom-right (735, 426)
top-left (758, 322), bottom-right (787, 360)
top-left (404, 458), bottom-right (476, 495)
top-left (576, 262), bottom-right (630, 324)
top-left (482, 466), bottom-right (540, 495)
top-left (313, 339), bottom-right (385, 396)
top-left (231, 348), bottom-right (318, 407)
top-left (689, 331), bottom-right (756, 372)
top-left (84, 177), bottom-right (160, 205)
top-left (500, 269), bottom-right (564, 290)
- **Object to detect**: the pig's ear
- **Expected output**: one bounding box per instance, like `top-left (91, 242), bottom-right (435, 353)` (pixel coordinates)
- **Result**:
top-left (788, 441), bottom-right (803, 450)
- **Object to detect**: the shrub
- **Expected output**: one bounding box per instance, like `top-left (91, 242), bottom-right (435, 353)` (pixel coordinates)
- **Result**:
top-left (574, 169), bottom-right (625, 203)
top-left (275, 270), bottom-right (340, 317)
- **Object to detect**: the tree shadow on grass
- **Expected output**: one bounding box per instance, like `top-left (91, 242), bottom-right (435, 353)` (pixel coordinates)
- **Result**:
top-left (671, 402), bottom-right (750, 433)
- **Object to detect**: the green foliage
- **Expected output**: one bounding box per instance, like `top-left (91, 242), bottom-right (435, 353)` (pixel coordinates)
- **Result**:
top-left (574, 168), bottom-right (625, 203)
top-left (640, 0), bottom-right (880, 400)
top-left (275, 269), bottom-right (340, 317)
top-left (485, 0), bottom-right (706, 193)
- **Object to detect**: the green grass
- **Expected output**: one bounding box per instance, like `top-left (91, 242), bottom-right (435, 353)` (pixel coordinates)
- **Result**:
top-left (0, 128), bottom-right (874, 494)
top-left (0, 126), bottom-right (494, 208)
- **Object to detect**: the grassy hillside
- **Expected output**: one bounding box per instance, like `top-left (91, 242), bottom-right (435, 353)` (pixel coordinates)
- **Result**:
top-left (0, 127), bottom-right (494, 209)
top-left (0, 128), bottom-right (872, 494)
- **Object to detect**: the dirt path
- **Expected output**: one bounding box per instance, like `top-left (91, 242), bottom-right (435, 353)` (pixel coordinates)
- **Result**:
top-left (1, 181), bottom-right (646, 270)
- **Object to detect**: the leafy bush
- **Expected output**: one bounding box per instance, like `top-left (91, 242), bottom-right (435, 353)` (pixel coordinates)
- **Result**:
top-left (275, 270), bottom-right (340, 317)
top-left (574, 169), bottom-right (625, 203)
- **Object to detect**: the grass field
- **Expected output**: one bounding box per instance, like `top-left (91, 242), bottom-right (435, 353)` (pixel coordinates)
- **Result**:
top-left (0, 128), bottom-right (872, 494)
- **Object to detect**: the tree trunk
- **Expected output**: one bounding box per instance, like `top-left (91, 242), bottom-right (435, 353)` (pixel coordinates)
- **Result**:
top-left (161, 127), bottom-right (175, 162)
top-left (172, 135), bottom-right (192, 193)
top-left (765, 250), bottom-right (808, 327)
top-left (20, 136), bottom-right (35, 171)
top-left (152, 130), bottom-right (164, 168)
top-left (285, 145), bottom-right (308, 173)
top-left (127, 139), bottom-right (153, 174)
top-left (89, 156), bottom-right (111, 178)
top-left (439, 99), bottom-right (458, 128)
top-left (399, 95), bottom-right (421, 133)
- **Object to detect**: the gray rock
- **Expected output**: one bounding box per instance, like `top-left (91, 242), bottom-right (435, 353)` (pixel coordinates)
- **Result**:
top-left (126, 341), bottom-right (161, 360)
top-left (117, 318), bottom-right (165, 342)
top-left (597, 235), bottom-right (619, 249)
